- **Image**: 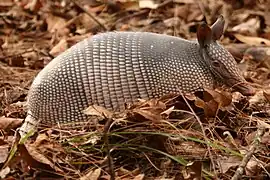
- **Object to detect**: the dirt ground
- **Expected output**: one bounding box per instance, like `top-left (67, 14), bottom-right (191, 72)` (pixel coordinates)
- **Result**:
top-left (0, 0), bottom-right (270, 179)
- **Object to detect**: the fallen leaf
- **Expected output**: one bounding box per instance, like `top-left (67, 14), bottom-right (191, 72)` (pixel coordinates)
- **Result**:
top-left (46, 14), bottom-right (68, 33)
top-left (18, 143), bottom-right (63, 173)
top-left (8, 55), bottom-right (25, 67)
top-left (218, 156), bottom-right (242, 173)
top-left (204, 88), bottom-right (232, 107)
top-left (139, 0), bottom-right (159, 9)
top-left (120, 1), bottom-right (140, 11)
top-left (245, 158), bottom-right (260, 176)
top-left (83, 104), bottom-right (113, 119)
top-left (0, 145), bottom-right (9, 163)
top-left (174, 0), bottom-right (194, 3)
top-left (0, 117), bottom-right (23, 131)
top-left (263, 90), bottom-right (270, 102)
top-left (194, 97), bottom-right (218, 117)
top-left (49, 38), bottom-right (68, 57)
top-left (0, 167), bottom-right (10, 179)
top-left (80, 168), bottom-right (101, 180)
top-left (161, 106), bottom-right (174, 117)
top-left (23, 0), bottom-right (42, 12)
top-left (133, 108), bottom-right (162, 122)
top-left (232, 18), bottom-right (261, 36)
top-left (133, 174), bottom-right (145, 180)
top-left (234, 34), bottom-right (270, 46)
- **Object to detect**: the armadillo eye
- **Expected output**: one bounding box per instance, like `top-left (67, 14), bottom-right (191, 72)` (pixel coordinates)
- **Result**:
top-left (212, 61), bottom-right (220, 68)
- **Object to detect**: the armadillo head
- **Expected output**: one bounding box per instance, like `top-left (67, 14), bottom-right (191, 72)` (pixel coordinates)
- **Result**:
top-left (197, 15), bottom-right (255, 96)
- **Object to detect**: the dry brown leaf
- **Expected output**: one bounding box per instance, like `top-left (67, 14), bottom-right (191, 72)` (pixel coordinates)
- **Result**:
top-left (26, 144), bottom-right (57, 168)
top-left (83, 104), bottom-right (113, 119)
top-left (78, 13), bottom-right (99, 31)
top-left (164, 17), bottom-right (181, 27)
top-left (0, 0), bottom-right (13, 6)
top-left (117, 167), bottom-right (140, 177)
top-left (234, 34), bottom-right (270, 46)
top-left (8, 55), bottom-right (25, 67)
top-left (174, 0), bottom-right (194, 3)
top-left (161, 106), bottom-right (174, 117)
top-left (0, 167), bottom-right (10, 179)
top-left (33, 134), bottom-right (66, 155)
top-left (23, 0), bottom-right (42, 12)
top-left (120, 1), bottom-right (140, 11)
top-left (49, 38), bottom-right (68, 57)
top-left (80, 168), bottom-right (101, 180)
top-left (204, 100), bottom-right (219, 117)
top-left (263, 90), bottom-right (270, 102)
top-left (204, 88), bottom-right (232, 107)
top-left (245, 130), bottom-right (270, 147)
top-left (18, 143), bottom-right (63, 173)
top-left (0, 117), bottom-right (23, 131)
top-left (139, 0), bottom-right (158, 9)
top-left (261, 132), bottom-right (270, 146)
top-left (244, 47), bottom-right (270, 68)
top-left (232, 18), bottom-right (261, 36)
top-left (249, 90), bottom-right (267, 107)
top-left (133, 174), bottom-right (145, 180)
top-left (218, 156), bottom-right (242, 173)
top-left (256, 119), bottom-right (270, 129)
top-left (0, 145), bottom-right (9, 163)
top-left (194, 97), bottom-right (218, 117)
top-left (46, 14), bottom-right (68, 33)
top-left (245, 158), bottom-right (260, 176)
top-left (133, 108), bottom-right (162, 122)
top-left (194, 97), bottom-right (205, 109)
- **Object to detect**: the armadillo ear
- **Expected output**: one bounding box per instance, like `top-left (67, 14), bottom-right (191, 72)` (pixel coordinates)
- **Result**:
top-left (211, 15), bottom-right (225, 41)
top-left (197, 22), bottom-right (212, 48)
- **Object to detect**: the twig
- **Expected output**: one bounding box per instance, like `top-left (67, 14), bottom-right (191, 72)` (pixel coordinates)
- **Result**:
top-left (231, 128), bottom-right (265, 180)
top-left (70, 0), bottom-right (107, 31)
top-left (103, 116), bottom-right (115, 180)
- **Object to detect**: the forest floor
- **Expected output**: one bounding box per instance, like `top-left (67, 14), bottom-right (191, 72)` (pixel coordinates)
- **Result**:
top-left (0, 0), bottom-right (270, 179)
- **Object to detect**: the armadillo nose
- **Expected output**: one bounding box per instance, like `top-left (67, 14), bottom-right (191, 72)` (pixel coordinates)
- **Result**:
top-left (235, 82), bottom-right (256, 96)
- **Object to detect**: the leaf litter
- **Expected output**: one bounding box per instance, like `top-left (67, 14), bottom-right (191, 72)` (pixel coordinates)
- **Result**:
top-left (0, 0), bottom-right (269, 179)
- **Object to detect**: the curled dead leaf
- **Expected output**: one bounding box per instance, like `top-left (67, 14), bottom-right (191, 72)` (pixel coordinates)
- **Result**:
top-left (133, 108), bottom-right (162, 122)
top-left (0, 145), bottom-right (9, 164)
top-left (234, 34), bottom-right (270, 46)
top-left (18, 143), bottom-right (63, 173)
top-left (46, 14), bottom-right (68, 33)
top-left (49, 39), bottom-right (68, 57)
top-left (245, 158), bottom-right (260, 176)
top-left (0, 117), bottom-right (23, 131)
top-left (194, 97), bottom-right (218, 117)
top-left (217, 156), bottom-right (242, 173)
top-left (204, 88), bottom-right (232, 107)
top-left (130, 98), bottom-right (167, 122)
top-left (139, 0), bottom-right (159, 9)
top-left (80, 168), bottom-right (101, 180)
top-left (133, 174), bottom-right (145, 180)
top-left (263, 90), bottom-right (270, 102)
top-left (83, 105), bottom-right (113, 119)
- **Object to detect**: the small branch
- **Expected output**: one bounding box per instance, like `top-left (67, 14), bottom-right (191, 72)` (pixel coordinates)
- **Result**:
top-left (103, 117), bottom-right (115, 180)
top-left (231, 128), bottom-right (265, 180)
top-left (70, 0), bottom-right (107, 31)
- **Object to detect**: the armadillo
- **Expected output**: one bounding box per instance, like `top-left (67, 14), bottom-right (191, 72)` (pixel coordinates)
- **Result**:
top-left (19, 15), bottom-right (254, 137)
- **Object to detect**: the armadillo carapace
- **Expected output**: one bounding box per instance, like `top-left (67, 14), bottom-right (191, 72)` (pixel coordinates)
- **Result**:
top-left (19, 15), bottom-right (254, 136)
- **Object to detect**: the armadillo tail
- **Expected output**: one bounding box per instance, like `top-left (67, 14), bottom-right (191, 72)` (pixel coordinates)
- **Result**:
top-left (19, 113), bottom-right (39, 138)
